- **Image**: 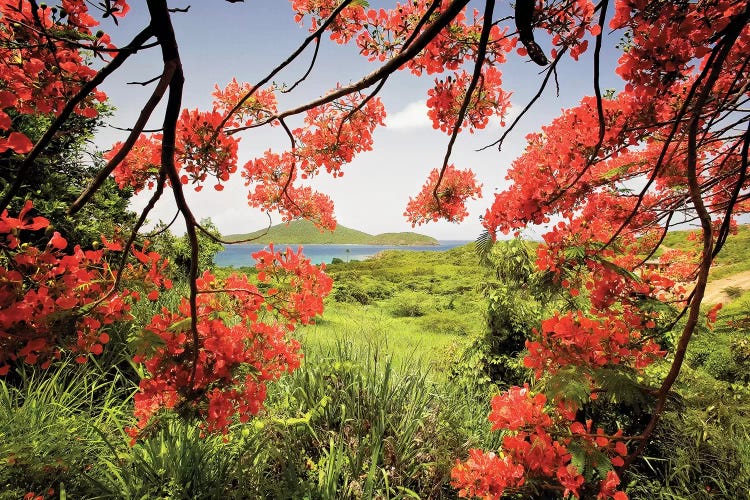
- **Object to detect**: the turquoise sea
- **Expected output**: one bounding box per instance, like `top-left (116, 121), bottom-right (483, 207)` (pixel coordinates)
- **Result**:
top-left (214, 241), bottom-right (471, 267)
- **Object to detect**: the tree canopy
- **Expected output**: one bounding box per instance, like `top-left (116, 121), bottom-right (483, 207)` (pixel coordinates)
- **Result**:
top-left (1, 0), bottom-right (749, 498)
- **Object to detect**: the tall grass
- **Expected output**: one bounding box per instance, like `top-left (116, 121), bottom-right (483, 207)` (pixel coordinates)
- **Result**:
top-left (230, 341), bottom-right (495, 498)
top-left (0, 362), bottom-right (134, 499)
top-left (94, 419), bottom-right (241, 499)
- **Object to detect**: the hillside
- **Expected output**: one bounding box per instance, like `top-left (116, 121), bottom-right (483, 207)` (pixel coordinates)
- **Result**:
top-left (651, 225), bottom-right (750, 304)
top-left (367, 232), bottom-right (439, 245)
top-left (660, 224), bottom-right (750, 279)
top-left (223, 220), bottom-right (439, 245)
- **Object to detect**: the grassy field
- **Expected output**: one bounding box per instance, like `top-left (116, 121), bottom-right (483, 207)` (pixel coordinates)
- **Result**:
top-left (295, 244), bottom-right (488, 379)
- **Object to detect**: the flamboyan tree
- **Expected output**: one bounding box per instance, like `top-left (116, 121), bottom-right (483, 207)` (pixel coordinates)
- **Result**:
top-left (1, 0), bottom-right (749, 497)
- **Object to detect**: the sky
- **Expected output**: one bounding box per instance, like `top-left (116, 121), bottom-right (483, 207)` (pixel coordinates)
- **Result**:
top-left (95, 1), bottom-right (626, 241)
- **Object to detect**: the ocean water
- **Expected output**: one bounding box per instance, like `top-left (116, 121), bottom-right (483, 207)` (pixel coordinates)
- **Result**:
top-left (214, 241), bottom-right (470, 267)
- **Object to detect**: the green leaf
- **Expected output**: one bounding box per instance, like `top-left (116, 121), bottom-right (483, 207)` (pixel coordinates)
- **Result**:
top-left (129, 329), bottom-right (166, 356)
top-left (167, 317), bottom-right (193, 332)
top-left (475, 229), bottom-right (494, 264)
top-left (568, 441), bottom-right (613, 482)
top-left (593, 367), bottom-right (653, 413)
top-left (542, 367), bottom-right (591, 406)
top-left (563, 245), bottom-right (586, 261)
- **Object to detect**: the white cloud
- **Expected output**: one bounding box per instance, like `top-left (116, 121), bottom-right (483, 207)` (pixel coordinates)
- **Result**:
top-left (385, 100), bottom-right (432, 130)
top-left (384, 100), bottom-right (519, 131)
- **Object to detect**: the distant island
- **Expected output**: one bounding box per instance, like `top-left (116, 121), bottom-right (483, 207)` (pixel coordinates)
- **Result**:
top-left (223, 220), bottom-right (439, 246)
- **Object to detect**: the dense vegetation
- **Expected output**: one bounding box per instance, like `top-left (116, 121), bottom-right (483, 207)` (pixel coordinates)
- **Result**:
top-left (2, 1), bottom-right (750, 498)
top-left (223, 220), bottom-right (439, 246)
top-left (3, 235), bottom-right (750, 498)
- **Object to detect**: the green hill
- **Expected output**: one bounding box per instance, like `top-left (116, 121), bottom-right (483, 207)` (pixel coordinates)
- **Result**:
top-left (368, 232), bottom-right (439, 245)
top-left (223, 220), bottom-right (439, 246)
top-left (659, 225), bottom-right (750, 279)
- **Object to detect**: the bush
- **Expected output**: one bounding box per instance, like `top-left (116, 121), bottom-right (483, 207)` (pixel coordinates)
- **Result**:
top-left (419, 310), bottom-right (477, 336)
top-left (330, 275), bottom-right (394, 305)
top-left (626, 369), bottom-right (750, 499)
top-left (688, 331), bottom-right (750, 384)
top-left (724, 285), bottom-right (745, 299)
top-left (388, 291), bottom-right (435, 317)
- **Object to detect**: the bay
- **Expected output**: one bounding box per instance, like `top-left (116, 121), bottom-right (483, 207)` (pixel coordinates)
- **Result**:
top-left (214, 241), bottom-right (471, 267)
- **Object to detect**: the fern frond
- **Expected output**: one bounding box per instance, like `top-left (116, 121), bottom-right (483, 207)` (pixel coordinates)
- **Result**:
top-left (568, 441), bottom-right (613, 482)
top-left (475, 229), bottom-right (494, 265)
top-left (593, 367), bottom-right (654, 413)
top-left (541, 367), bottom-right (591, 407)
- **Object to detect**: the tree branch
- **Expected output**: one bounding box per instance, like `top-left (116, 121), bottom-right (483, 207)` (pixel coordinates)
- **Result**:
top-left (0, 26), bottom-right (154, 213)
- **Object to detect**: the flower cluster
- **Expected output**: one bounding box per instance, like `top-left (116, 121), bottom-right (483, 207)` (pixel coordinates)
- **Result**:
top-left (452, 385), bottom-right (629, 499)
top-left (426, 67), bottom-right (510, 134)
top-left (0, 0), bottom-right (128, 153)
top-left (524, 311), bottom-right (665, 379)
top-left (129, 246), bottom-right (332, 437)
top-left (404, 165), bottom-right (482, 226)
top-left (0, 201), bottom-right (165, 375)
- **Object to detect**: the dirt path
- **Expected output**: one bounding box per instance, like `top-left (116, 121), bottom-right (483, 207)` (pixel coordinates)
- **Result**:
top-left (703, 269), bottom-right (750, 305)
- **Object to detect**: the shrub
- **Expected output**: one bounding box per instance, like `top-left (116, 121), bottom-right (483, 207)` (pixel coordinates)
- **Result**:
top-left (388, 291), bottom-right (434, 317)
top-left (724, 285), bottom-right (745, 300)
top-left (419, 310), bottom-right (477, 336)
top-left (330, 275), bottom-right (394, 305)
top-left (688, 331), bottom-right (750, 384)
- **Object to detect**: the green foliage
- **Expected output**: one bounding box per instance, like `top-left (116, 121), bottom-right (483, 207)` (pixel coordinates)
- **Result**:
top-left (0, 363), bottom-right (133, 499)
top-left (387, 290), bottom-right (434, 317)
top-left (96, 419), bottom-right (238, 499)
top-left (223, 219), bottom-right (438, 245)
top-left (688, 330), bottom-right (750, 384)
top-left (330, 273), bottom-right (394, 305)
top-left (723, 285), bottom-right (744, 299)
top-left (418, 310), bottom-right (475, 336)
top-left (451, 238), bottom-right (556, 389)
top-left (474, 229), bottom-right (494, 265)
top-left (241, 342), bottom-right (489, 499)
top-left (150, 218), bottom-right (224, 277)
top-left (626, 368), bottom-right (750, 499)
top-left (568, 440), bottom-right (614, 485)
top-left (0, 107), bottom-right (135, 249)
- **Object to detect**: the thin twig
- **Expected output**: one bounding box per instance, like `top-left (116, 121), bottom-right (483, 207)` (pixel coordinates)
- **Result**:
top-left (477, 48), bottom-right (567, 152)
top-left (0, 26), bottom-right (154, 213)
top-left (432, 0), bottom-right (496, 209)
top-left (70, 59), bottom-right (176, 214)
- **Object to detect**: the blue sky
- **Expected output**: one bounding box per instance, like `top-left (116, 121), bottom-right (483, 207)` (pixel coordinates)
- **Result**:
top-left (96, 1), bottom-right (625, 240)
